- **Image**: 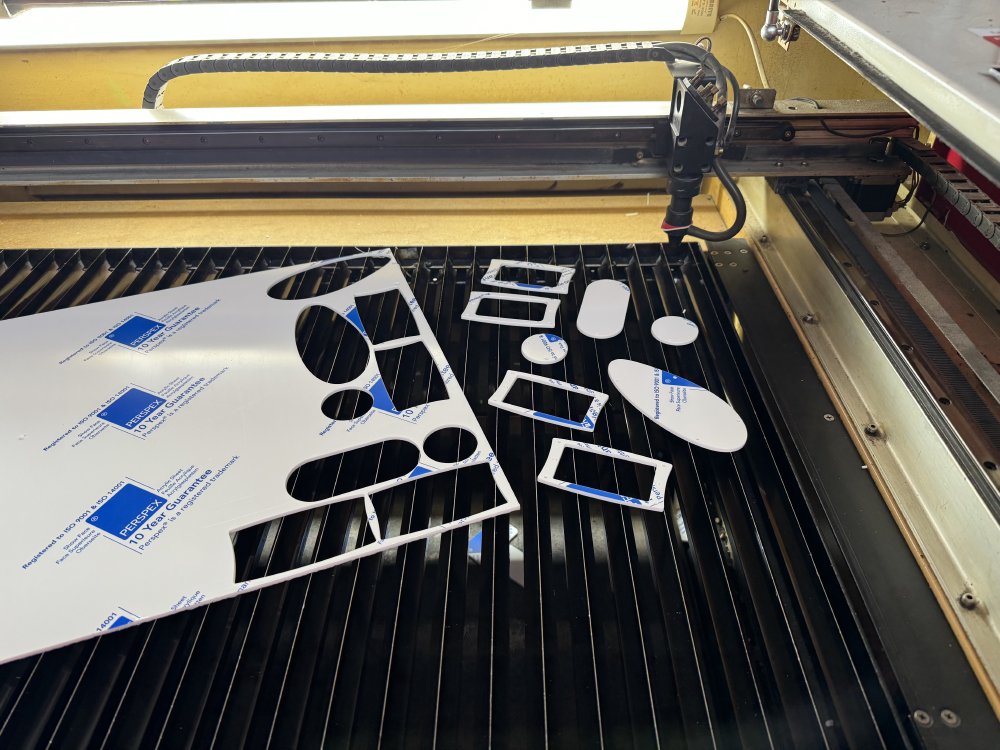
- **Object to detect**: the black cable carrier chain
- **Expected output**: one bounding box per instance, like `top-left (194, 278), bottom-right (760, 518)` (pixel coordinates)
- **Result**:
top-left (142, 42), bottom-right (682, 109)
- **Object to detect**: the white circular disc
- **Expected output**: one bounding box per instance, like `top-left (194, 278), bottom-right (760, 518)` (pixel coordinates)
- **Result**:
top-left (521, 333), bottom-right (568, 365)
top-left (651, 316), bottom-right (699, 346)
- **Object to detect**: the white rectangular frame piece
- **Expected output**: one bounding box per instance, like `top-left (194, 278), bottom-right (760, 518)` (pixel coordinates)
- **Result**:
top-left (461, 292), bottom-right (559, 328)
top-left (488, 370), bottom-right (607, 432)
top-left (480, 259), bottom-right (575, 295)
top-left (538, 439), bottom-right (671, 511)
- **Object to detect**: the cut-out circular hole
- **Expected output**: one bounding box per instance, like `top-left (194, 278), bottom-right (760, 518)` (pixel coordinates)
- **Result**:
top-left (422, 427), bottom-right (478, 464)
top-left (322, 389), bottom-right (373, 421)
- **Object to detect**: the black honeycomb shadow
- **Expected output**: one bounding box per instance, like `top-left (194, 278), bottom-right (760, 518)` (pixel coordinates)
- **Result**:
top-left (287, 439), bottom-right (421, 502)
top-left (267, 254), bottom-right (389, 300)
top-left (374, 341), bottom-right (448, 412)
top-left (356, 289), bottom-right (418, 344)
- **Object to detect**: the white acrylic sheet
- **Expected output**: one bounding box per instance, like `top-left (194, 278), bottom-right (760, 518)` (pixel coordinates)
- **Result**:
top-left (461, 291), bottom-right (559, 328)
top-left (538, 439), bottom-right (672, 512)
top-left (488, 370), bottom-right (607, 432)
top-left (480, 259), bottom-right (575, 295)
top-left (0, 249), bottom-right (518, 664)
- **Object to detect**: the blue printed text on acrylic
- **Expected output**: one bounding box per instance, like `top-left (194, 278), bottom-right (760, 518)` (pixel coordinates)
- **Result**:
top-left (567, 483), bottom-right (641, 505)
top-left (98, 388), bottom-right (166, 430)
top-left (86, 483), bottom-right (168, 539)
top-left (110, 616), bottom-right (133, 629)
top-left (105, 316), bottom-right (165, 348)
top-left (659, 370), bottom-right (702, 390)
top-left (368, 377), bottom-right (399, 414)
top-left (408, 465), bottom-right (432, 478)
top-left (343, 307), bottom-right (368, 337)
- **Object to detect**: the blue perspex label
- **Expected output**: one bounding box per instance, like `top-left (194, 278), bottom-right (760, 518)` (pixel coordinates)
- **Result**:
top-left (105, 316), bottom-right (165, 348)
top-left (98, 388), bottom-right (166, 429)
top-left (86, 483), bottom-right (167, 539)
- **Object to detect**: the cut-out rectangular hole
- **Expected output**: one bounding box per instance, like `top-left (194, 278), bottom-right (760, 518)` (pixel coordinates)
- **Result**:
top-left (355, 288), bottom-right (417, 344)
top-left (374, 341), bottom-right (448, 412)
top-left (503, 376), bottom-right (596, 423)
top-left (234, 462), bottom-right (501, 582)
top-left (476, 297), bottom-right (547, 321)
top-left (233, 497), bottom-right (373, 582)
top-left (554, 447), bottom-right (655, 503)
top-left (493, 265), bottom-right (564, 288)
top-left (287, 439), bottom-right (420, 502)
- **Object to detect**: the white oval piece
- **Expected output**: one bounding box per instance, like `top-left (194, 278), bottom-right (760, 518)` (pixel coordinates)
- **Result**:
top-left (651, 316), bottom-right (699, 346)
top-left (608, 359), bottom-right (748, 452)
top-left (521, 333), bottom-right (568, 364)
top-left (577, 279), bottom-right (630, 339)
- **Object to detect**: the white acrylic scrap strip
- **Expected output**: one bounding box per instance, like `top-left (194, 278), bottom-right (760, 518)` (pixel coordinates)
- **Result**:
top-left (0, 248), bottom-right (519, 664)
top-left (488, 370), bottom-right (608, 432)
top-left (608, 359), bottom-right (748, 453)
top-left (461, 291), bottom-right (559, 328)
top-left (576, 279), bottom-right (631, 339)
top-left (480, 259), bottom-right (575, 295)
top-left (538, 439), bottom-right (671, 512)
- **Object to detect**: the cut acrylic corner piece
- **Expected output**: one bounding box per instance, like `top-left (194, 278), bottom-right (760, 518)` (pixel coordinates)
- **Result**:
top-left (480, 259), bottom-right (575, 295)
top-left (576, 279), bottom-right (630, 339)
top-left (521, 333), bottom-right (568, 365)
top-left (651, 316), bottom-right (699, 346)
top-left (488, 370), bottom-right (608, 432)
top-left (538, 439), bottom-right (671, 512)
top-left (608, 359), bottom-right (748, 453)
top-left (461, 292), bottom-right (559, 329)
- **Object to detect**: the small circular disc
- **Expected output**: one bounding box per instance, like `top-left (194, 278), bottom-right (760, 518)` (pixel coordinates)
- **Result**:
top-left (521, 333), bottom-right (568, 365)
top-left (651, 316), bottom-right (699, 346)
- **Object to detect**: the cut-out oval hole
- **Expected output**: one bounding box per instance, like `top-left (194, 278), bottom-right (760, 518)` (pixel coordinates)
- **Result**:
top-left (322, 389), bottom-right (373, 421)
top-left (287, 439), bottom-right (420, 502)
top-left (268, 254), bottom-right (390, 300)
top-left (423, 427), bottom-right (478, 464)
top-left (295, 305), bottom-right (370, 385)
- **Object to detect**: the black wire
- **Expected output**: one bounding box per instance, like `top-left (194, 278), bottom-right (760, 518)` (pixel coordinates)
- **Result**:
top-left (880, 204), bottom-right (932, 236)
top-left (687, 160), bottom-right (747, 242)
top-left (819, 119), bottom-right (916, 139)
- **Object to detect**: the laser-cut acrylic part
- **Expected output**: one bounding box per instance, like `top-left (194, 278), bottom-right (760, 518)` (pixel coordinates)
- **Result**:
top-left (520, 333), bottom-right (568, 365)
top-left (651, 316), bottom-right (699, 346)
top-left (488, 370), bottom-right (608, 432)
top-left (480, 259), bottom-right (575, 295)
top-left (608, 359), bottom-right (748, 453)
top-left (0, 248), bottom-right (518, 664)
top-left (538, 439), bottom-right (672, 512)
top-left (576, 279), bottom-right (631, 339)
top-left (460, 292), bottom-right (559, 329)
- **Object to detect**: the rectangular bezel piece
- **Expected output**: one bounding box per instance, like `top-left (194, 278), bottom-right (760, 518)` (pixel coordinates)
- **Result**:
top-left (488, 370), bottom-right (608, 432)
top-left (537, 438), bottom-right (671, 511)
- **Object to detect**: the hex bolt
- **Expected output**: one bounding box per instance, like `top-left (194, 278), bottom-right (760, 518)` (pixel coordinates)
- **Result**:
top-left (864, 424), bottom-right (881, 438)
top-left (912, 710), bottom-right (933, 727)
top-left (940, 709), bottom-right (961, 728)
top-left (783, 129), bottom-right (794, 139)
top-left (801, 313), bottom-right (818, 324)
top-left (959, 591), bottom-right (978, 610)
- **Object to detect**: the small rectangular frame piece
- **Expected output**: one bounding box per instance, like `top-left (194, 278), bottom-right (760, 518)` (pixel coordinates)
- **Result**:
top-left (488, 370), bottom-right (608, 432)
top-left (538, 439), bottom-right (671, 511)
top-left (461, 292), bottom-right (559, 328)
top-left (480, 259), bottom-right (575, 295)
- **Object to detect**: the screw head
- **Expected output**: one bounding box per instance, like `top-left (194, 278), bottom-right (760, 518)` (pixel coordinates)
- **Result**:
top-left (775, 161), bottom-right (784, 167)
top-left (823, 413), bottom-right (836, 422)
top-left (913, 709), bottom-right (933, 727)
top-left (801, 313), bottom-right (818, 324)
top-left (760, 235), bottom-right (769, 243)
top-left (940, 709), bottom-right (961, 728)
top-left (864, 424), bottom-right (881, 437)
top-left (959, 591), bottom-right (978, 610)
top-left (635, 151), bottom-right (645, 160)
top-left (920, 242), bottom-right (930, 250)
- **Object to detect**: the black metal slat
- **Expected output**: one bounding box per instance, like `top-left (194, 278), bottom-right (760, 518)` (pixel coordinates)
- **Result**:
top-left (0, 244), bottom-right (933, 749)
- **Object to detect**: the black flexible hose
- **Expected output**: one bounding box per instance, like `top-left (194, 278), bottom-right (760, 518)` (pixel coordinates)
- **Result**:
top-left (686, 160), bottom-right (747, 242)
